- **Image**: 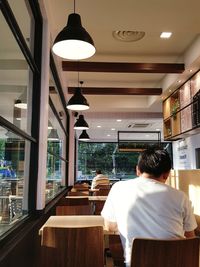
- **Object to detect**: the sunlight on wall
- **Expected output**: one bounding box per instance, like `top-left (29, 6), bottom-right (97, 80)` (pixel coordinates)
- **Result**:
top-left (167, 169), bottom-right (179, 189)
top-left (189, 184), bottom-right (200, 216)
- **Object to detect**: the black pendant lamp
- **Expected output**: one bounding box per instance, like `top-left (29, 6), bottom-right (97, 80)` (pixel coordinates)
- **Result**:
top-left (67, 80), bottom-right (89, 111)
top-left (78, 130), bottom-right (90, 141)
top-left (52, 0), bottom-right (95, 60)
top-left (67, 88), bottom-right (89, 111)
top-left (48, 129), bottom-right (59, 141)
top-left (74, 114), bottom-right (89, 130)
top-left (14, 89), bottom-right (27, 109)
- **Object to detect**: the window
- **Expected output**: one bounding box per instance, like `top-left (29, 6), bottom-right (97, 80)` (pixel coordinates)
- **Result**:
top-left (45, 66), bottom-right (68, 202)
top-left (0, 0), bottom-right (42, 236)
top-left (46, 106), bottom-right (66, 202)
top-left (77, 142), bottom-right (139, 181)
top-left (77, 142), bottom-right (173, 181)
top-left (0, 126), bottom-right (29, 232)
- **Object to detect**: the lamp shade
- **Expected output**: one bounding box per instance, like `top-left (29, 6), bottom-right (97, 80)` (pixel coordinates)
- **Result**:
top-left (52, 13), bottom-right (96, 60)
top-left (14, 89), bottom-right (27, 109)
top-left (74, 115), bottom-right (89, 130)
top-left (78, 130), bottom-right (90, 141)
top-left (67, 87), bottom-right (89, 111)
top-left (48, 129), bottom-right (59, 141)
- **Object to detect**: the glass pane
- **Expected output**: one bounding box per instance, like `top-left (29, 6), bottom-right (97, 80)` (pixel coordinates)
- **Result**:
top-left (46, 154), bottom-right (65, 202)
top-left (0, 11), bottom-right (33, 134)
top-left (45, 106), bottom-right (66, 202)
top-left (0, 126), bottom-right (30, 235)
top-left (77, 142), bottom-right (172, 181)
top-left (49, 72), bottom-right (67, 131)
top-left (7, 0), bottom-right (35, 54)
top-left (48, 107), bottom-right (65, 157)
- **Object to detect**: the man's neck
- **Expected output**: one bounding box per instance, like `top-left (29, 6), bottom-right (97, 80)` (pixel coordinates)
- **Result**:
top-left (140, 172), bottom-right (166, 184)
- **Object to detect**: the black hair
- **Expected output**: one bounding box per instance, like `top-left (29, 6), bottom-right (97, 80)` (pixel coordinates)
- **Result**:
top-left (96, 169), bottom-right (102, 174)
top-left (137, 148), bottom-right (171, 178)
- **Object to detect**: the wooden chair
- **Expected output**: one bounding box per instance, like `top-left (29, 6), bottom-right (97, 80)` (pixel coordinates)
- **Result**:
top-left (130, 237), bottom-right (200, 267)
top-left (93, 185), bottom-right (110, 214)
top-left (56, 204), bottom-right (93, 215)
top-left (68, 190), bottom-right (89, 196)
top-left (57, 196), bottom-right (89, 206)
top-left (109, 234), bottom-right (125, 267)
top-left (41, 226), bottom-right (104, 267)
top-left (93, 184), bottom-right (110, 197)
top-left (73, 182), bottom-right (90, 191)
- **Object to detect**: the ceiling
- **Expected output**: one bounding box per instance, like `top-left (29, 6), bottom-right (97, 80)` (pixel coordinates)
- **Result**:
top-left (2, 1), bottom-right (200, 142)
top-left (42, 0), bottom-right (200, 142)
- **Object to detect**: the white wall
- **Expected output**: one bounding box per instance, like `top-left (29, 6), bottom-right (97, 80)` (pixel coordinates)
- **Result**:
top-left (173, 132), bottom-right (200, 169)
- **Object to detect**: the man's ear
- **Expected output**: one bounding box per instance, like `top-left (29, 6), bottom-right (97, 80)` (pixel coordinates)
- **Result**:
top-left (163, 170), bottom-right (170, 180)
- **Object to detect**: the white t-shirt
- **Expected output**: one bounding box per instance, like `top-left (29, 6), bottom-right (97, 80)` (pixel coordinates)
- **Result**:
top-left (101, 177), bottom-right (197, 266)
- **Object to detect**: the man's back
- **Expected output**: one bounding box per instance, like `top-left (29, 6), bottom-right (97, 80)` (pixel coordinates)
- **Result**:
top-left (102, 177), bottom-right (197, 265)
top-left (91, 173), bottom-right (110, 189)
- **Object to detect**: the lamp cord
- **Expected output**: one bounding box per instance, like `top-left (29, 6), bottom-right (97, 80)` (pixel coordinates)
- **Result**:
top-left (74, 0), bottom-right (76, 13)
top-left (77, 71), bottom-right (79, 87)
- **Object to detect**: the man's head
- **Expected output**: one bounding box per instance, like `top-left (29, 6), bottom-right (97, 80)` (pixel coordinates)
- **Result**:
top-left (96, 169), bottom-right (102, 175)
top-left (137, 148), bottom-right (172, 178)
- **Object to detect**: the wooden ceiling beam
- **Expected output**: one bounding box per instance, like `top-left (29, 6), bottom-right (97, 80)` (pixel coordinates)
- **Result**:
top-left (62, 61), bottom-right (184, 73)
top-left (68, 87), bottom-right (162, 95)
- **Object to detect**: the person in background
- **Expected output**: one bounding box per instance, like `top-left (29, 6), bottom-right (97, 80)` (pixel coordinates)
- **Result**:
top-left (91, 169), bottom-right (110, 189)
top-left (101, 148), bottom-right (197, 267)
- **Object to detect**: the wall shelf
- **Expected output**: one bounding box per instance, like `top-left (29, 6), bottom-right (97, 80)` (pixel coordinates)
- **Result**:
top-left (163, 70), bottom-right (200, 140)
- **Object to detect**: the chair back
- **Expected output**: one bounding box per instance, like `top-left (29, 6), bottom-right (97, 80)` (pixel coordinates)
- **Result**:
top-left (109, 234), bottom-right (125, 267)
top-left (56, 204), bottom-right (93, 215)
top-left (41, 226), bottom-right (104, 267)
top-left (130, 237), bottom-right (200, 267)
top-left (68, 191), bottom-right (89, 196)
top-left (73, 182), bottom-right (90, 191)
top-left (94, 184), bottom-right (110, 196)
top-left (57, 196), bottom-right (89, 206)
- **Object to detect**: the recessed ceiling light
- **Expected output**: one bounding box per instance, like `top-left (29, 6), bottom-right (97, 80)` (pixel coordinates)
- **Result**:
top-left (189, 69), bottom-right (193, 73)
top-left (111, 128), bottom-right (115, 131)
top-left (160, 32), bottom-right (172, 39)
top-left (156, 128), bottom-right (160, 131)
top-left (107, 134), bottom-right (111, 137)
top-left (177, 80), bottom-right (182, 83)
top-left (97, 125), bottom-right (101, 128)
top-left (116, 119), bottom-right (122, 122)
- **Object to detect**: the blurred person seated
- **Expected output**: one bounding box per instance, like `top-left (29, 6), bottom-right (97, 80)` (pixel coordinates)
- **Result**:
top-left (91, 169), bottom-right (110, 189)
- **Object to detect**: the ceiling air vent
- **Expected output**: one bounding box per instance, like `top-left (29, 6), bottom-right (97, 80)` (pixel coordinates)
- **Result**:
top-left (128, 123), bottom-right (150, 128)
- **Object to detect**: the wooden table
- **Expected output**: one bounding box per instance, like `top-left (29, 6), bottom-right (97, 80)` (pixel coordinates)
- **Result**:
top-left (39, 215), bottom-right (113, 236)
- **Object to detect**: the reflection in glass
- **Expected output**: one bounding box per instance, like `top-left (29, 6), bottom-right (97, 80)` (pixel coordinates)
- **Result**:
top-left (0, 127), bottom-right (29, 235)
top-left (45, 106), bottom-right (66, 202)
top-left (48, 129), bottom-right (59, 141)
top-left (46, 151), bottom-right (63, 202)
top-left (0, 11), bottom-right (33, 134)
top-left (7, 0), bottom-right (35, 54)
top-left (49, 72), bottom-right (66, 131)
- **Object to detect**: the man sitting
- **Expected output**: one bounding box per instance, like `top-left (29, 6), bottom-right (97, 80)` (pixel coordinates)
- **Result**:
top-left (91, 169), bottom-right (110, 189)
top-left (101, 148), bottom-right (197, 267)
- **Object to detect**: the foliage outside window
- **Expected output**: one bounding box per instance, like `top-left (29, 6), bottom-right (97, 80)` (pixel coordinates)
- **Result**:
top-left (77, 142), bottom-right (173, 181)
top-left (77, 142), bottom-right (139, 181)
